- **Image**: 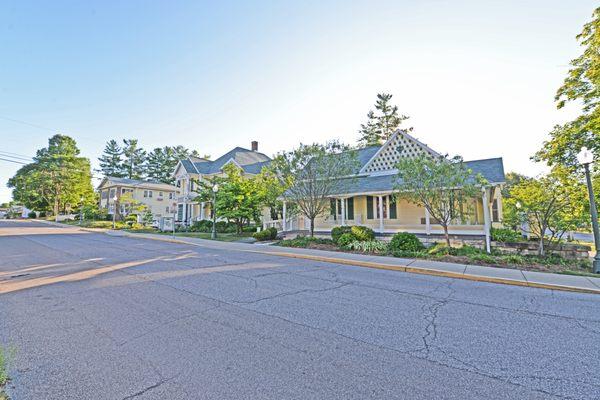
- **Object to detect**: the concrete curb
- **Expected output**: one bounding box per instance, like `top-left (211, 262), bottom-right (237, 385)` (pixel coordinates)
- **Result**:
top-left (111, 230), bottom-right (600, 295)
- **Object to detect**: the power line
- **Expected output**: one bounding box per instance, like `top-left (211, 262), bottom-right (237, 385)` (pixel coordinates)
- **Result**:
top-left (0, 115), bottom-right (57, 132)
top-left (0, 157), bottom-right (28, 165)
top-left (0, 151), bottom-right (32, 162)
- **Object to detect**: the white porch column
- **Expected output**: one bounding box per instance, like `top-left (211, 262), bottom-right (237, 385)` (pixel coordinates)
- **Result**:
top-left (282, 201), bottom-right (287, 232)
top-left (189, 205), bottom-right (194, 222)
top-left (425, 208), bottom-right (431, 235)
top-left (378, 195), bottom-right (384, 233)
top-left (340, 198), bottom-right (346, 225)
top-left (482, 188), bottom-right (491, 253)
top-left (200, 202), bottom-right (205, 220)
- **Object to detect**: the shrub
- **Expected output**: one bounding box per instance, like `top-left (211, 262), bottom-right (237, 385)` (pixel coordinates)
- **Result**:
top-left (253, 227), bottom-right (278, 241)
top-left (277, 235), bottom-right (334, 248)
top-left (346, 240), bottom-right (388, 253)
top-left (350, 226), bottom-right (375, 241)
top-left (499, 254), bottom-right (525, 265)
top-left (190, 220), bottom-right (213, 232)
top-left (38, 211), bottom-right (46, 218)
top-left (125, 215), bottom-right (137, 222)
top-left (491, 227), bottom-right (521, 243)
top-left (27, 211), bottom-right (37, 219)
top-left (388, 232), bottom-right (424, 252)
top-left (337, 233), bottom-right (356, 249)
top-left (391, 249), bottom-right (429, 258)
top-left (331, 226), bottom-right (352, 243)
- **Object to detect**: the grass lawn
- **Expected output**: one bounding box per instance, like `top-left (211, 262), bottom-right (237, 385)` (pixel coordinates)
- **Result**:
top-left (146, 230), bottom-right (255, 242)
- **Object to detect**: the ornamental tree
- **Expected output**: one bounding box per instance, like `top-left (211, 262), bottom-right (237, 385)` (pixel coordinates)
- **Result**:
top-left (504, 168), bottom-right (587, 256)
top-left (270, 141), bottom-right (359, 237)
top-left (394, 155), bottom-right (484, 247)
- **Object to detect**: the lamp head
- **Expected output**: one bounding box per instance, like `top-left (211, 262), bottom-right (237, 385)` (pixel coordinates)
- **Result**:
top-left (212, 184), bottom-right (219, 193)
top-left (577, 147), bottom-right (594, 165)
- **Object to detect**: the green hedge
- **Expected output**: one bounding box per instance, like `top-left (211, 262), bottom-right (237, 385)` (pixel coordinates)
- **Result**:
top-left (253, 227), bottom-right (278, 241)
top-left (331, 226), bottom-right (352, 243)
top-left (388, 232), bottom-right (424, 252)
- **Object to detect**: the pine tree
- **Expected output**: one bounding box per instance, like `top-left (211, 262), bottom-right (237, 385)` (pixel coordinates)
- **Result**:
top-left (98, 140), bottom-right (124, 177)
top-left (358, 93), bottom-right (411, 147)
top-left (122, 139), bottom-right (147, 179)
top-left (146, 147), bottom-right (171, 183)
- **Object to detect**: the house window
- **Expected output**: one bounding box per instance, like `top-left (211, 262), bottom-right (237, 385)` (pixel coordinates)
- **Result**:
top-left (492, 199), bottom-right (499, 223)
top-left (166, 206), bottom-right (170, 213)
top-left (143, 190), bottom-right (148, 198)
top-left (148, 191), bottom-right (153, 198)
top-left (177, 204), bottom-right (183, 221)
top-left (159, 192), bottom-right (163, 197)
top-left (346, 197), bottom-right (354, 220)
top-left (169, 193), bottom-right (173, 199)
top-left (367, 196), bottom-right (374, 219)
top-left (109, 189), bottom-right (116, 199)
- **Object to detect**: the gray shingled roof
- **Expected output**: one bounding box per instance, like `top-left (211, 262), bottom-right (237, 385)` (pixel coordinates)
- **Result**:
top-left (179, 147), bottom-right (271, 175)
top-left (323, 157), bottom-right (506, 196)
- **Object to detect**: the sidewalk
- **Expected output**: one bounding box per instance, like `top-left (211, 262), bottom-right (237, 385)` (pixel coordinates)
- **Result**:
top-left (107, 229), bottom-right (600, 295)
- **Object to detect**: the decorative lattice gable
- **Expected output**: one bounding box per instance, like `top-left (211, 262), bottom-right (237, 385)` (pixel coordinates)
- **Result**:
top-left (362, 130), bottom-right (440, 174)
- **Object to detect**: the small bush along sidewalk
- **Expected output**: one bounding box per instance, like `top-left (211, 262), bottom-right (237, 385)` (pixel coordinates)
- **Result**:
top-left (276, 227), bottom-right (595, 276)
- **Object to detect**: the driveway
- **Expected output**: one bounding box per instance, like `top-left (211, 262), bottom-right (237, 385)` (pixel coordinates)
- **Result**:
top-left (1, 220), bottom-right (599, 399)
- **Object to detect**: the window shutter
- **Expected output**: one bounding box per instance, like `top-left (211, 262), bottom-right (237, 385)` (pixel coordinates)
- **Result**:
top-left (367, 196), bottom-right (374, 220)
top-left (347, 198), bottom-right (354, 220)
top-left (389, 196), bottom-right (397, 219)
top-left (330, 198), bottom-right (336, 220)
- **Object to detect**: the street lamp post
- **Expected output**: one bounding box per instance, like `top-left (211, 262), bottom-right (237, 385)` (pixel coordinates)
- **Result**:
top-left (578, 147), bottom-right (600, 274)
top-left (112, 195), bottom-right (118, 230)
top-left (211, 183), bottom-right (219, 240)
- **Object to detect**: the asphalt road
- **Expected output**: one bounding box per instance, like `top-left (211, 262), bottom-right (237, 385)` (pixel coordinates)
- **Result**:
top-left (1, 220), bottom-right (599, 400)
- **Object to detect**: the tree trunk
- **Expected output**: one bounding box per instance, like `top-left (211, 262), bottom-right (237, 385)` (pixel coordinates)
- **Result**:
top-left (54, 198), bottom-right (59, 222)
top-left (443, 225), bottom-right (451, 247)
top-left (310, 218), bottom-right (315, 237)
top-left (538, 224), bottom-right (545, 256)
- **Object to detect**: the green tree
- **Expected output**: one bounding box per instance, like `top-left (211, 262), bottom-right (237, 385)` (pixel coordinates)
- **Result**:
top-left (194, 164), bottom-right (268, 233)
top-left (504, 168), bottom-right (587, 255)
top-left (535, 7), bottom-right (600, 167)
top-left (8, 135), bottom-right (95, 221)
top-left (394, 155), bottom-right (484, 247)
top-left (358, 93), bottom-right (410, 147)
top-left (122, 139), bottom-right (147, 179)
top-left (271, 141), bottom-right (359, 236)
top-left (98, 139), bottom-right (124, 177)
top-left (146, 145), bottom-right (200, 184)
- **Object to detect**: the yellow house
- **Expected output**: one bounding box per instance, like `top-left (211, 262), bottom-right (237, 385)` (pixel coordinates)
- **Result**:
top-left (273, 130), bottom-right (505, 249)
top-left (97, 177), bottom-right (178, 222)
top-left (172, 141), bottom-right (271, 225)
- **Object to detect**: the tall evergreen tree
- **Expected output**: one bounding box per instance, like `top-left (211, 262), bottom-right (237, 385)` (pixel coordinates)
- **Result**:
top-left (98, 139), bottom-right (124, 177)
top-left (358, 93), bottom-right (411, 147)
top-left (146, 147), bottom-right (173, 184)
top-left (122, 139), bottom-right (147, 179)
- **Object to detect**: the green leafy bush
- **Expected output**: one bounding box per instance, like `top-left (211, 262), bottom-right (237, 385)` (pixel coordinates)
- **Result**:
top-left (390, 249), bottom-right (429, 258)
top-left (346, 240), bottom-right (388, 253)
top-left (491, 227), bottom-right (521, 242)
top-left (499, 254), bottom-right (525, 265)
top-left (331, 226), bottom-right (352, 243)
top-left (388, 232), bottom-right (424, 252)
top-left (27, 211), bottom-right (37, 219)
top-left (190, 220), bottom-right (213, 232)
top-left (350, 226), bottom-right (375, 241)
top-left (38, 211), bottom-right (46, 218)
top-left (253, 227), bottom-right (278, 241)
top-left (337, 233), bottom-right (356, 248)
top-left (278, 235), bottom-right (335, 248)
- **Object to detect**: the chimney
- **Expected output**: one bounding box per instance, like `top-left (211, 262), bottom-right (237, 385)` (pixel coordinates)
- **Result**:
top-left (251, 141), bottom-right (258, 151)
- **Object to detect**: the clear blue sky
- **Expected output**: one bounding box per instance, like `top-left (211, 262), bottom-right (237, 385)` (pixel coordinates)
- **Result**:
top-left (0, 0), bottom-right (596, 202)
